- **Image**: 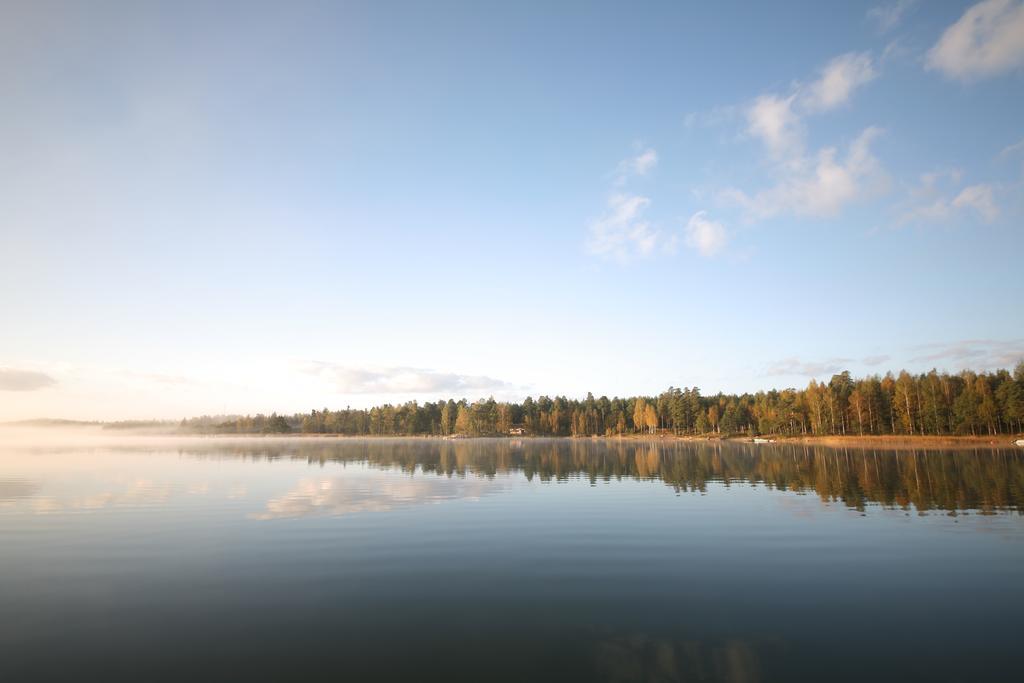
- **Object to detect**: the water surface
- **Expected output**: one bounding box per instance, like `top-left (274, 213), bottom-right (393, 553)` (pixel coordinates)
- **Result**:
top-left (1, 437), bottom-right (1022, 682)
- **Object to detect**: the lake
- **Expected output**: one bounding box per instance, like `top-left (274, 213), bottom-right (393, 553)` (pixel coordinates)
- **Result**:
top-left (1, 436), bottom-right (1022, 682)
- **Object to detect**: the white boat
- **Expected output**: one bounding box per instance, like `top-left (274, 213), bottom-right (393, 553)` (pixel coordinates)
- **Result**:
top-left (1016, 439), bottom-right (1024, 447)
top-left (753, 437), bottom-right (776, 444)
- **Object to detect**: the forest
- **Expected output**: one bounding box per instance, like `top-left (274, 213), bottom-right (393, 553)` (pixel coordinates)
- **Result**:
top-left (177, 363), bottom-right (1024, 438)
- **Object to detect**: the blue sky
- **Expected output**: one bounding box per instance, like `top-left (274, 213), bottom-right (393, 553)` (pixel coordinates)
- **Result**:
top-left (1, 0), bottom-right (1022, 420)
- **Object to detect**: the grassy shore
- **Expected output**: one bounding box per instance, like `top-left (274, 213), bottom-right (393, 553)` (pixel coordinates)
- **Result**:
top-left (176, 432), bottom-right (1024, 448)
top-left (592, 432), bottom-right (1022, 449)
top-left (745, 434), bottom-right (1022, 449)
top-left (4, 423), bottom-right (1020, 449)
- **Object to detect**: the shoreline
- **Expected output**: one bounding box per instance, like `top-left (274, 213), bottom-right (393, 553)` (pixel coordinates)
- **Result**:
top-left (2, 424), bottom-right (1020, 450)
top-left (167, 432), bottom-right (1024, 449)
top-left (757, 434), bottom-right (1021, 449)
top-left (568, 433), bottom-right (1022, 449)
top-left (373, 433), bottom-right (1012, 449)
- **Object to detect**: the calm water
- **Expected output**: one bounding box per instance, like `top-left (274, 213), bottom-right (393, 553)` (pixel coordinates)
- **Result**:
top-left (1, 436), bottom-right (1022, 682)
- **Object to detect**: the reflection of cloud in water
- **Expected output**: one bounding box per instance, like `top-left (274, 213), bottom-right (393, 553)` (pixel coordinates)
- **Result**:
top-left (24, 478), bottom-right (173, 514)
top-left (0, 478), bottom-right (40, 502)
top-left (254, 471), bottom-right (507, 520)
top-left (592, 633), bottom-right (764, 683)
top-left (0, 468), bottom-right (253, 515)
top-left (186, 482), bottom-right (210, 495)
top-left (774, 494), bottom-right (820, 520)
top-left (227, 484), bottom-right (248, 499)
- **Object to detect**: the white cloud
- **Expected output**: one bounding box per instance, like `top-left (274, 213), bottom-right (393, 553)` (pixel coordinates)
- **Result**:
top-left (0, 368), bottom-right (56, 391)
top-left (1000, 137), bottom-right (1024, 157)
top-left (765, 357), bottom-right (853, 378)
top-left (920, 167), bottom-right (964, 187)
top-left (868, 0), bottom-right (918, 33)
top-left (898, 174), bottom-right (999, 225)
top-left (746, 94), bottom-right (802, 159)
top-left (589, 148), bottom-right (663, 260)
top-left (902, 198), bottom-right (951, 223)
top-left (730, 53), bottom-right (885, 224)
top-left (926, 0), bottom-right (1024, 81)
top-left (587, 193), bottom-right (659, 259)
top-left (723, 127), bottom-right (886, 220)
top-left (799, 52), bottom-right (877, 113)
top-left (301, 362), bottom-right (512, 395)
top-left (620, 148), bottom-right (658, 177)
top-left (952, 184), bottom-right (999, 221)
top-left (745, 52), bottom-right (876, 160)
top-left (683, 105), bottom-right (740, 131)
top-left (911, 339), bottom-right (1024, 369)
top-left (880, 39), bottom-right (911, 65)
top-left (121, 370), bottom-right (195, 386)
top-left (684, 211), bottom-right (728, 257)
top-left (612, 148), bottom-right (658, 187)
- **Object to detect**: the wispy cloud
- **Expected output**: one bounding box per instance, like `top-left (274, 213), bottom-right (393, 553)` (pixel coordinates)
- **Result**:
top-left (926, 0), bottom-right (1024, 81)
top-left (587, 193), bottom-right (659, 260)
top-left (723, 127), bottom-right (887, 220)
top-left (1000, 137), bottom-right (1024, 158)
top-left (744, 52), bottom-right (877, 161)
top-left (301, 362), bottom-right (512, 395)
top-left (767, 355), bottom-right (896, 377)
top-left (683, 105), bottom-right (739, 130)
top-left (615, 148), bottom-right (658, 182)
top-left (799, 52), bottom-right (877, 113)
top-left (684, 211), bottom-right (728, 257)
top-left (765, 357), bottom-right (853, 378)
top-left (911, 339), bottom-right (1024, 369)
top-left (0, 368), bottom-right (56, 392)
top-left (897, 170), bottom-right (999, 225)
top-left (746, 94), bottom-right (802, 160)
top-left (951, 184), bottom-right (998, 220)
top-left (867, 0), bottom-right (918, 33)
top-left (121, 371), bottom-right (196, 386)
top-left (589, 149), bottom-right (663, 260)
top-left (604, 51), bottom-right (884, 257)
top-left (724, 53), bottom-right (885, 223)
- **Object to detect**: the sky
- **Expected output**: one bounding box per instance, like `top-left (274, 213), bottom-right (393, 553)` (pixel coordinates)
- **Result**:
top-left (1, 0), bottom-right (1023, 421)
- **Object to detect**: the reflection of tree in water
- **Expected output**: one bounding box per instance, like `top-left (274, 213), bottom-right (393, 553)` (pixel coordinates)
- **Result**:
top-left (177, 439), bottom-right (1024, 514)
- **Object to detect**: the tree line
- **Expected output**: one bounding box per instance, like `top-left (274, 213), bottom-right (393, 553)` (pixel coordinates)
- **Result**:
top-left (178, 363), bottom-right (1024, 437)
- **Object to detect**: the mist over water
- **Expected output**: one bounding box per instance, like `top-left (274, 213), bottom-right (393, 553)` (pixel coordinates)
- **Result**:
top-left (1, 435), bottom-right (1022, 681)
